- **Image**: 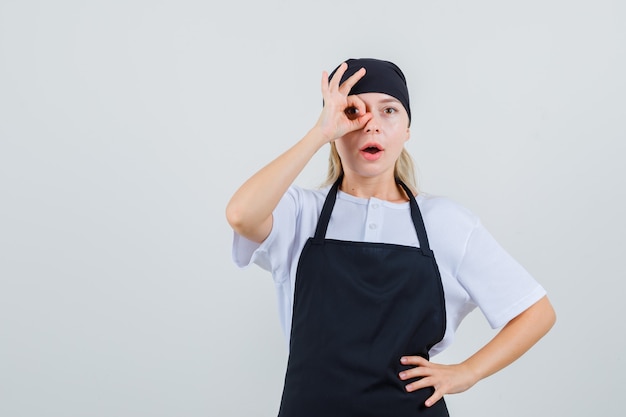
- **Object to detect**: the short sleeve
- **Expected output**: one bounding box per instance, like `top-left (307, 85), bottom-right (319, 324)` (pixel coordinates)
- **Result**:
top-left (231, 187), bottom-right (302, 283)
top-left (456, 220), bottom-right (546, 328)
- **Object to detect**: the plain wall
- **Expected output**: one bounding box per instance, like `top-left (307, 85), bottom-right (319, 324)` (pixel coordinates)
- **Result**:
top-left (1, 0), bottom-right (624, 416)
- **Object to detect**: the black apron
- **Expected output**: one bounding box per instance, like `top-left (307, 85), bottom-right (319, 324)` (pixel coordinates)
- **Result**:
top-left (277, 179), bottom-right (449, 417)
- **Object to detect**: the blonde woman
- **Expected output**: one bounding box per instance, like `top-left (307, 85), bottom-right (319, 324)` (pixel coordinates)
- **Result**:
top-left (226, 58), bottom-right (555, 416)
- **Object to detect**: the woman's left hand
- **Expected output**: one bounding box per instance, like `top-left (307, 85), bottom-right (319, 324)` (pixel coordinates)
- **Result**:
top-left (398, 297), bottom-right (556, 408)
top-left (398, 356), bottom-right (478, 407)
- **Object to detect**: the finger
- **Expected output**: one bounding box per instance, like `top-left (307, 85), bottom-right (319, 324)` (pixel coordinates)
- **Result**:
top-left (345, 112), bottom-right (372, 133)
top-left (398, 366), bottom-right (431, 381)
top-left (338, 67), bottom-right (366, 94)
top-left (401, 356), bottom-right (430, 366)
top-left (424, 389), bottom-right (444, 408)
top-left (328, 62), bottom-right (348, 91)
top-left (321, 70), bottom-right (330, 94)
top-left (356, 111), bottom-right (373, 126)
top-left (404, 376), bottom-right (434, 393)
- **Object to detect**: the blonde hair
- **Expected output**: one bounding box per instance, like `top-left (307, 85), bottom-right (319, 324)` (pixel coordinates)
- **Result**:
top-left (323, 142), bottom-right (418, 195)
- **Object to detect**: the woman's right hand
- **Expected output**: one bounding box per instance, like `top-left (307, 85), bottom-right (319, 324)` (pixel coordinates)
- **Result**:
top-left (227, 63), bottom-right (371, 243)
top-left (315, 62), bottom-right (373, 142)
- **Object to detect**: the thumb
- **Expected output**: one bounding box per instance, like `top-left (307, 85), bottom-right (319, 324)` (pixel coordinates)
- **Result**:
top-left (348, 111), bottom-right (372, 131)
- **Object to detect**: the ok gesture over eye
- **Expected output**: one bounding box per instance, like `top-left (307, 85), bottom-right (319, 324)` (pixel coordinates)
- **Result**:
top-left (316, 62), bottom-right (372, 142)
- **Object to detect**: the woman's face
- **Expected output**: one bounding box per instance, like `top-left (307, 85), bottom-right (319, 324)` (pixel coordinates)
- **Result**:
top-left (335, 92), bottom-right (410, 181)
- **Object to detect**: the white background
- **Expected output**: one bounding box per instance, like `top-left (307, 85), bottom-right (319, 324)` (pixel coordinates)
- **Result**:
top-left (1, 1), bottom-right (625, 416)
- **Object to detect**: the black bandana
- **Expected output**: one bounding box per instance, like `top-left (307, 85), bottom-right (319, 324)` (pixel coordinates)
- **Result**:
top-left (329, 58), bottom-right (411, 123)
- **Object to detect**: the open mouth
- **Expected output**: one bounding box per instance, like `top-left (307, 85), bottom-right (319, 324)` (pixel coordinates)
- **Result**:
top-left (359, 143), bottom-right (384, 161)
top-left (363, 146), bottom-right (381, 154)
top-left (360, 144), bottom-right (383, 154)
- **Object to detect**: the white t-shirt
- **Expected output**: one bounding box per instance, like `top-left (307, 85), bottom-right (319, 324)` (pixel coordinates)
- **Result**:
top-left (232, 185), bottom-right (546, 356)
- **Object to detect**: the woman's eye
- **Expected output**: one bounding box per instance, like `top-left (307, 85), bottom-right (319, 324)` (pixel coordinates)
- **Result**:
top-left (384, 107), bottom-right (397, 114)
top-left (344, 107), bottom-right (359, 119)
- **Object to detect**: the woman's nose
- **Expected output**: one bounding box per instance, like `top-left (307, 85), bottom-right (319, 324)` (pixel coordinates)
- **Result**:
top-left (364, 116), bottom-right (380, 133)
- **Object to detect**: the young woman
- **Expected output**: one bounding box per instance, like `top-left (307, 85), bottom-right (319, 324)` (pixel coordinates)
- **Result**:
top-left (226, 58), bottom-right (555, 416)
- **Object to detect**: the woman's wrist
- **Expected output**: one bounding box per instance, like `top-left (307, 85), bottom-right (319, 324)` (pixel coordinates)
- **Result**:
top-left (306, 124), bottom-right (335, 148)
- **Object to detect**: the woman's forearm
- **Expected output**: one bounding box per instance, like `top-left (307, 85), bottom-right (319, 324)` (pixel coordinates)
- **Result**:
top-left (462, 295), bottom-right (556, 383)
top-left (225, 127), bottom-right (328, 243)
top-left (226, 64), bottom-right (372, 243)
top-left (400, 295), bottom-right (556, 407)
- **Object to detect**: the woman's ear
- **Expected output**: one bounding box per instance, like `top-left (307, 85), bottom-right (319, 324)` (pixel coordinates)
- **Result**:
top-left (405, 127), bottom-right (411, 142)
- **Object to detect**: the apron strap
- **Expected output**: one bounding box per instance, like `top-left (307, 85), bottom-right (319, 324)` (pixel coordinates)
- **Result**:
top-left (313, 177), bottom-right (434, 257)
top-left (397, 180), bottom-right (434, 257)
top-left (313, 177), bottom-right (341, 242)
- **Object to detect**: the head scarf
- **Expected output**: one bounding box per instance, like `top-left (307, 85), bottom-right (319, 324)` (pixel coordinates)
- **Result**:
top-left (328, 58), bottom-right (411, 123)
